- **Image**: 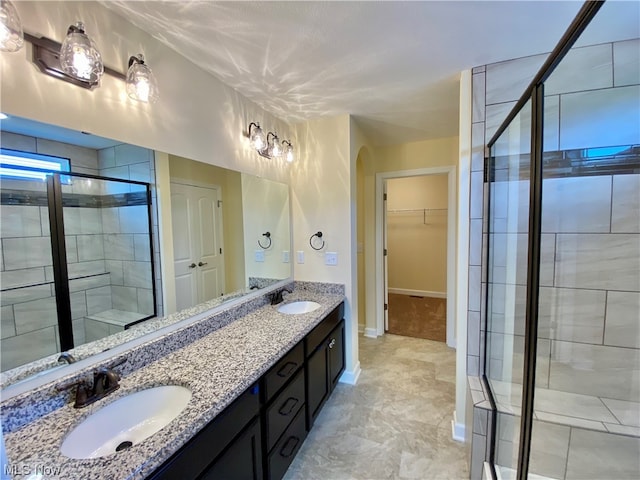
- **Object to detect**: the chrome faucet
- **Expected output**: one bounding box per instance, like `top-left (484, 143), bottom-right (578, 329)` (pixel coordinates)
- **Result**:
top-left (269, 287), bottom-right (292, 305)
top-left (58, 357), bottom-right (127, 408)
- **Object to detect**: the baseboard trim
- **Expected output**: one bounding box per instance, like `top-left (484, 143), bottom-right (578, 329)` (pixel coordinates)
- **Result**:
top-left (358, 324), bottom-right (365, 334)
top-left (363, 327), bottom-right (378, 338)
top-left (451, 410), bottom-right (466, 442)
top-left (339, 361), bottom-right (361, 385)
top-left (388, 288), bottom-right (446, 299)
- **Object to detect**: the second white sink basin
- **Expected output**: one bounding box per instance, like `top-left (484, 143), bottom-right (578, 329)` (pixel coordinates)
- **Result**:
top-left (61, 385), bottom-right (191, 459)
top-left (278, 301), bottom-right (321, 315)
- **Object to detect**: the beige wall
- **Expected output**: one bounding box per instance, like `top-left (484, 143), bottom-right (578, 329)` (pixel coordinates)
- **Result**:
top-left (168, 155), bottom-right (246, 295)
top-left (386, 175), bottom-right (448, 294)
top-left (359, 136), bottom-right (459, 335)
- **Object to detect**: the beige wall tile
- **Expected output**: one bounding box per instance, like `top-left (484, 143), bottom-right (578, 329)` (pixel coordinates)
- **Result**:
top-left (560, 85), bottom-right (640, 150)
top-left (538, 287), bottom-right (606, 344)
top-left (549, 341), bottom-right (640, 401)
top-left (545, 43), bottom-right (613, 95)
top-left (612, 174), bottom-right (640, 233)
top-left (614, 39), bottom-right (640, 87)
top-left (605, 291), bottom-right (640, 349)
top-left (541, 176), bottom-right (612, 233)
top-left (555, 234), bottom-right (640, 291)
top-left (0, 326), bottom-right (58, 370)
top-left (566, 428), bottom-right (640, 479)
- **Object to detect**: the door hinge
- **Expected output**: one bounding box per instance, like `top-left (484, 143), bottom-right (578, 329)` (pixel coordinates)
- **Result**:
top-left (219, 248), bottom-right (222, 254)
top-left (217, 200), bottom-right (222, 207)
top-left (383, 248), bottom-right (387, 256)
top-left (383, 193), bottom-right (387, 201)
top-left (384, 303), bottom-right (388, 311)
top-left (483, 156), bottom-right (489, 183)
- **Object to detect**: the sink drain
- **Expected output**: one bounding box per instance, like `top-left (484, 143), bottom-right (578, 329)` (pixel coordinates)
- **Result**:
top-left (115, 441), bottom-right (133, 452)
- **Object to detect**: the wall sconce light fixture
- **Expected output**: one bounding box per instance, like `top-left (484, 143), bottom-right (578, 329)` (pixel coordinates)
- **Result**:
top-left (246, 122), bottom-right (294, 162)
top-left (126, 54), bottom-right (159, 103)
top-left (7, 16), bottom-right (159, 101)
top-left (59, 21), bottom-right (103, 83)
top-left (0, 0), bottom-right (24, 52)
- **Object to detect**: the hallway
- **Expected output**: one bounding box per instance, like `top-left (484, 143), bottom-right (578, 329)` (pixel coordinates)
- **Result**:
top-left (284, 334), bottom-right (468, 479)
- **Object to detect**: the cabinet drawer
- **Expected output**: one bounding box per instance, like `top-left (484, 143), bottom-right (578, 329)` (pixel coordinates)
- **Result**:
top-left (263, 342), bottom-right (304, 402)
top-left (267, 406), bottom-right (307, 480)
top-left (266, 368), bottom-right (305, 451)
top-left (305, 302), bottom-right (344, 356)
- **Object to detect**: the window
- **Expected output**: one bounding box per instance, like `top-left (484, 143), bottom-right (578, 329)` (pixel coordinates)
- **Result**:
top-left (0, 148), bottom-right (70, 181)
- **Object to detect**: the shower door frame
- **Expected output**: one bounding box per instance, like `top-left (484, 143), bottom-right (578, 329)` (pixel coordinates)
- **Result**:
top-left (481, 1), bottom-right (606, 479)
top-left (1, 166), bottom-right (157, 352)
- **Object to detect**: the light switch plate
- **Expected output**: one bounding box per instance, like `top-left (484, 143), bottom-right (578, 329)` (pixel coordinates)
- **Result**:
top-left (254, 250), bottom-right (265, 262)
top-left (296, 251), bottom-right (305, 264)
top-left (325, 252), bottom-right (338, 266)
top-left (282, 250), bottom-right (290, 263)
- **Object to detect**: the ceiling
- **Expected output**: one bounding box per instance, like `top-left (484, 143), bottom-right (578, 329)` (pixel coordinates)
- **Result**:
top-left (98, 1), bottom-right (591, 146)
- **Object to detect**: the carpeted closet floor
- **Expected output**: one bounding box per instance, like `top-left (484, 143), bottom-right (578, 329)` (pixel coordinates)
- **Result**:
top-left (387, 293), bottom-right (446, 342)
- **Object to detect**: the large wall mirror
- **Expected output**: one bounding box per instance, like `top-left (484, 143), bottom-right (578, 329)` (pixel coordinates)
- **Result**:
top-left (0, 114), bottom-right (292, 387)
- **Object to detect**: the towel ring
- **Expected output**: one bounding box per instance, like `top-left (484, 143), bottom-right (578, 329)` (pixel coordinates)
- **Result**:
top-left (309, 231), bottom-right (325, 251)
top-left (258, 231), bottom-right (272, 249)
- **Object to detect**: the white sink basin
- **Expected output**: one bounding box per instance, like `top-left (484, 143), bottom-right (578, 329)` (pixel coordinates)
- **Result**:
top-left (278, 301), bottom-right (321, 315)
top-left (61, 385), bottom-right (191, 459)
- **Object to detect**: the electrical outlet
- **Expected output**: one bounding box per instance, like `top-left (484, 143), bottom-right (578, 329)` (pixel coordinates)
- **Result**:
top-left (282, 250), bottom-right (290, 263)
top-left (296, 250), bottom-right (305, 264)
top-left (254, 250), bottom-right (265, 262)
top-left (325, 252), bottom-right (338, 266)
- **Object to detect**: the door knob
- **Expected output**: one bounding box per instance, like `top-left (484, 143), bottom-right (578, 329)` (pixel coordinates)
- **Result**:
top-left (189, 263), bottom-right (197, 269)
top-left (198, 262), bottom-right (208, 266)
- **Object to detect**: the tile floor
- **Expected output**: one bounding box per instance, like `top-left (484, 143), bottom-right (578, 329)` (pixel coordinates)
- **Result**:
top-left (284, 334), bottom-right (469, 480)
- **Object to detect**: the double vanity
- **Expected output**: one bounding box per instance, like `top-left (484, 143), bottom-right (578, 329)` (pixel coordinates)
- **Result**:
top-left (1, 282), bottom-right (346, 480)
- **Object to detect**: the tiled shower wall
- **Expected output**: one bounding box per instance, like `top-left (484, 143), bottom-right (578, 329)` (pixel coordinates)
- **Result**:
top-left (0, 133), bottom-right (161, 370)
top-left (467, 38), bottom-right (640, 392)
top-left (466, 38), bottom-right (640, 477)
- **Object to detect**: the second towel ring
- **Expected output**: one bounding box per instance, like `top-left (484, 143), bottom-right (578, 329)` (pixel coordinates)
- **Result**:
top-left (258, 231), bottom-right (272, 249)
top-left (310, 231), bottom-right (325, 250)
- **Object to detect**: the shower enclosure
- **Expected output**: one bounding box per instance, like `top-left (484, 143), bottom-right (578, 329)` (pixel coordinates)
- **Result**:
top-left (1, 165), bottom-right (155, 371)
top-left (484, 1), bottom-right (639, 479)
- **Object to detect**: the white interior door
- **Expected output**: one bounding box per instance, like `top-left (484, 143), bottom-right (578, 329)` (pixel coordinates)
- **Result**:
top-left (171, 185), bottom-right (198, 312)
top-left (171, 182), bottom-right (225, 310)
top-left (193, 186), bottom-right (225, 303)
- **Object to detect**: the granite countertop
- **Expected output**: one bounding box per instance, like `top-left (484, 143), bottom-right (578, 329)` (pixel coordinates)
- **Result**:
top-left (3, 290), bottom-right (344, 480)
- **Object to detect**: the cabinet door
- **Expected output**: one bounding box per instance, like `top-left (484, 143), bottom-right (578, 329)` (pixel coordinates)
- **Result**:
top-left (328, 320), bottom-right (345, 391)
top-left (200, 417), bottom-right (263, 480)
top-left (306, 343), bottom-right (329, 428)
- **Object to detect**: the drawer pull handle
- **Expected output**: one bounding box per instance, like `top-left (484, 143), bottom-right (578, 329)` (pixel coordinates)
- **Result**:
top-left (277, 361), bottom-right (297, 378)
top-left (280, 436), bottom-right (300, 458)
top-left (329, 338), bottom-right (336, 349)
top-left (278, 397), bottom-right (299, 416)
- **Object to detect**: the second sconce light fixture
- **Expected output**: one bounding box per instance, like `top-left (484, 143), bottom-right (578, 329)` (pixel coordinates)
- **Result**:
top-left (247, 122), bottom-right (294, 162)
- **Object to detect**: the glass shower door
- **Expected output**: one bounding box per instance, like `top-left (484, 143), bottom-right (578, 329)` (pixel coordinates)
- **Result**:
top-left (0, 175), bottom-right (61, 371)
top-left (486, 100), bottom-right (532, 478)
top-left (61, 174), bottom-right (154, 347)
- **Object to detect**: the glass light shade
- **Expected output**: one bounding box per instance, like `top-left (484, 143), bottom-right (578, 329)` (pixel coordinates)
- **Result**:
top-left (250, 124), bottom-right (266, 151)
top-left (59, 22), bottom-right (104, 83)
top-left (269, 135), bottom-right (282, 157)
top-left (284, 143), bottom-right (294, 163)
top-left (0, 0), bottom-right (23, 52)
top-left (126, 55), bottom-right (159, 103)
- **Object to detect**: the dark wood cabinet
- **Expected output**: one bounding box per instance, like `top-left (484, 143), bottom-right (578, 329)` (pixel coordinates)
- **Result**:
top-left (306, 318), bottom-right (345, 428)
top-left (147, 384), bottom-right (261, 480)
top-left (148, 301), bottom-right (345, 480)
top-left (200, 417), bottom-right (263, 480)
